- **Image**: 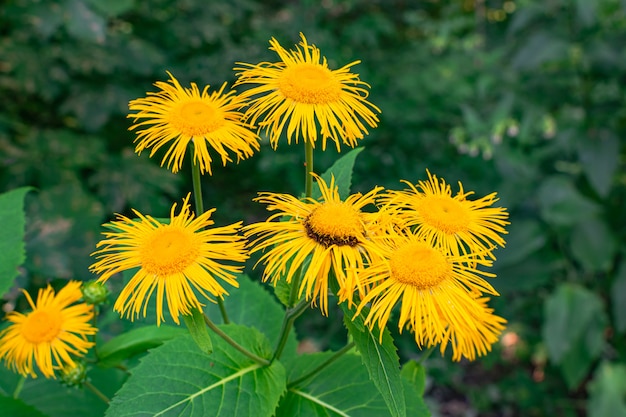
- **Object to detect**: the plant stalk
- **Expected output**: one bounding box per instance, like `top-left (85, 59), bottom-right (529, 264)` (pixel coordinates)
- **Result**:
top-left (84, 380), bottom-right (110, 404)
top-left (271, 299), bottom-right (309, 363)
top-left (203, 313), bottom-right (270, 366)
top-left (190, 143), bottom-right (230, 324)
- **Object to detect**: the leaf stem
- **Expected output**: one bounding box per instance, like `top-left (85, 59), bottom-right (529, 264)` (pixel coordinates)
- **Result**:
top-left (84, 380), bottom-right (110, 404)
top-left (202, 313), bottom-right (270, 366)
top-left (271, 299), bottom-right (310, 363)
top-left (12, 375), bottom-right (25, 399)
top-left (190, 143), bottom-right (229, 324)
top-left (304, 140), bottom-right (314, 199)
top-left (287, 341), bottom-right (355, 388)
top-left (417, 346), bottom-right (436, 365)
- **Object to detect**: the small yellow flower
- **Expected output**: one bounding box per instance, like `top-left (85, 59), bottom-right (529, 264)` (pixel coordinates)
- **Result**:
top-left (245, 175), bottom-right (384, 314)
top-left (380, 170), bottom-right (509, 259)
top-left (0, 281), bottom-right (96, 378)
top-left (128, 72), bottom-right (260, 174)
top-left (355, 232), bottom-right (505, 361)
top-left (90, 194), bottom-right (249, 325)
top-left (234, 33), bottom-right (380, 151)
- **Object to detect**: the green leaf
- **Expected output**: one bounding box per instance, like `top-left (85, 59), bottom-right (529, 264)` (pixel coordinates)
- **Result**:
top-left (205, 274), bottom-right (298, 364)
top-left (106, 325), bottom-right (286, 417)
top-left (538, 176), bottom-right (600, 227)
top-left (577, 133), bottom-right (620, 198)
top-left (0, 396), bottom-right (48, 417)
top-left (341, 304), bottom-right (406, 417)
top-left (65, 0), bottom-right (106, 43)
top-left (400, 361), bottom-right (431, 417)
top-left (85, 0), bottom-right (135, 17)
top-left (182, 307), bottom-right (213, 354)
top-left (277, 352), bottom-right (391, 417)
top-left (569, 217), bottom-right (617, 273)
top-left (542, 283), bottom-right (607, 388)
top-left (611, 261), bottom-right (626, 333)
top-left (587, 362), bottom-right (626, 417)
top-left (0, 187), bottom-right (32, 299)
top-left (97, 325), bottom-right (186, 368)
top-left (0, 365), bottom-right (111, 417)
top-left (313, 147), bottom-right (364, 200)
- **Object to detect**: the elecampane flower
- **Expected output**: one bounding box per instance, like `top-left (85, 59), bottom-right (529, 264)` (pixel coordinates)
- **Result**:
top-left (90, 194), bottom-right (249, 325)
top-left (245, 175), bottom-right (384, 314)
top-left (355, 232), bottom-right (505, 361)
top-left (379, 170), bottom-right (509, 259)
top-left (234, 33), bottom-right (380, 151)
top-left (128, 72), bottom-right (260, 174)
top-left (0, 281), bottom-right (96, 378)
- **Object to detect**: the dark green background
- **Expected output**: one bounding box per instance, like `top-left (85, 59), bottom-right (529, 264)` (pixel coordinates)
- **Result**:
top-left (1, 0), bottom-right (625, 416)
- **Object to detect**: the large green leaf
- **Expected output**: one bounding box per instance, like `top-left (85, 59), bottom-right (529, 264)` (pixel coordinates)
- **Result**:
top-left (587, 361), bottom-right (626, 417)
top-left (577, 133), bottom-right (620, 198)
top-left (0, 187), bottom-right (31, 299)
top-left (537, 176), bottom-right (600, 227)
top-left (97, 325), bottom-right (186, 368)
top-left (569, 217), bottom-right (617, 273)
top-left (341, 304), bottom-right (405, 417)
top-left (106, 325), bottom-right (286, 417)
top-left (312, 147), bottom-right (364, 200)
top-left (277, 352), bottom-right (390, 416)
top-left (400, 361), bottom-right (430, 417)
top-left (205, 274), bottom-right (298, 364)
top-left (0, 396), bottom-right (48, 417)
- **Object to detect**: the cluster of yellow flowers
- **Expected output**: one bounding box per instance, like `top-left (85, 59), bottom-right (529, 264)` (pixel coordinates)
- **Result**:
top-left (0, 33), bottom-right (508, 379)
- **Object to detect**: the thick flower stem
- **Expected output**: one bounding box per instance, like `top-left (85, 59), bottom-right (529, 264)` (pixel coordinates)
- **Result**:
top-left (304, 140), bottom-right (314, 199)
top-left (190, 143), bottom-right (230, 324)
top-left (418, 346), bottom-right (436, 365)
top-left (287, 341), bottom-right (355, 388)
top-left (203, 313), bottom-right (271, 366)
top-left (271, 299), bottom-right (309, 363)
top-left (12, 376), bottom-right (25, 399)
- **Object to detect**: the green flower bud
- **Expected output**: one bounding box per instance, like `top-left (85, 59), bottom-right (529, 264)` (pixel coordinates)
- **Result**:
top-left (60, 360), bottom-right (88, 387)
top-left (81, 280), bottom-right (110, 305)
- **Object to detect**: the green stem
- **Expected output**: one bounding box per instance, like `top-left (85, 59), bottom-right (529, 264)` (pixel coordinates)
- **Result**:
top-left (287, 341), bottom-right (355, 388)
top-left (84, 380), bottom-right (110, 404)
top-left (271, 299), bottom-right (310, 363)
top-left (417, 346), bottom-right (436, 365)
top-left (12, 376), bottom-right (25, 399)
top-left (190, 144), bottom-right (230, 324)
top-left (203, 314), bottom-right (270, 366)
top-left (304, 140), bottom-right (314, 199)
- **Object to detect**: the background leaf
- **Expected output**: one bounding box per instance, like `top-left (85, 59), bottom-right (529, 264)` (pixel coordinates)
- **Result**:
top-left (312, 147), bottom-right (364, 200)
top-left (587, 362), bottom-right (626, 417)
top-left (0, 396), bottom-right (49, 417)
top-left (0, 187), bottom-right (32, 298)
top-left (105, 325), bottom-right (286, 417)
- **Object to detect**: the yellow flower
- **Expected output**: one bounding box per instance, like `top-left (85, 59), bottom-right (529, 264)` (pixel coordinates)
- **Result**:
top-left (380, 170), bottom-right (509, 259)
top-left (355, 232), bottom-right (505, 361)
top-left (90, 194), bottom-right (248, 325)
top-left (234, 33), bottom-right (380, 151)
top-left (128, 72), bottom-right (260, 174)
top-left (245, 175), bottom-right (384, 314)
top-left (0, 281), bottom-right (96, 378)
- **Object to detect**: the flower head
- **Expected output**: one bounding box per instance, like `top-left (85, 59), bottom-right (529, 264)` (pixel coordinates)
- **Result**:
top-left (90, 194), bottom-right (249, 325)
top-left (380, 171), bottom-right (509, 259)
top-left (245, 175), bottom-right (384, 314)
top-left (234, 33), bottom-right (380, 151)
top-left (355, 232), bottom-right (505, 361)
top-left (128, 72), bottom-right (260, 174)
top-left (0, 281), bottom-right (97, 378)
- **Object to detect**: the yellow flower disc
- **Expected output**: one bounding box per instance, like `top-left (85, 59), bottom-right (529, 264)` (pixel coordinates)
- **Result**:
top-left (141, 227), bottom-right (201, 276)
top-left (279, 64), bottom-right (342, 104)
top-left (389, 241), bottom-right (451, 288)
top-left (304, 202), bottom-right (362, 247)
top-left (21, 310), bottom-right (62, 344)
top-left (169, 100), bottom-right (225, 136)
top-left (418, 196), bottom-right (471, 235)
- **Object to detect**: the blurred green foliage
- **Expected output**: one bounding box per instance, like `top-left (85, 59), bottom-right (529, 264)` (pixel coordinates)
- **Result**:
top-left (1, 0), bottom-right (626, 416)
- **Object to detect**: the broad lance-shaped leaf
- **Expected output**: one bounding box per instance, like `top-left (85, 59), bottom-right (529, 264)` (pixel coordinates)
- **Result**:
top-left (400, 361), bottom-right (431, 417)
top-left (276, 352), bottom-right (390, 417)
top-left (106, 324), bottom-right (286, 417)
top-left (341, 304), bottom-right (406, 417)
top-left (312, 147), bottom-right (364, 200)
top-left (0, 187), bottom-right (32, 299)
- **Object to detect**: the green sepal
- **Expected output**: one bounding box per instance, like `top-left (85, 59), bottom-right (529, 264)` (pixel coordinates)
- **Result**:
top-left (182, 307), bottom-right (213, 354)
